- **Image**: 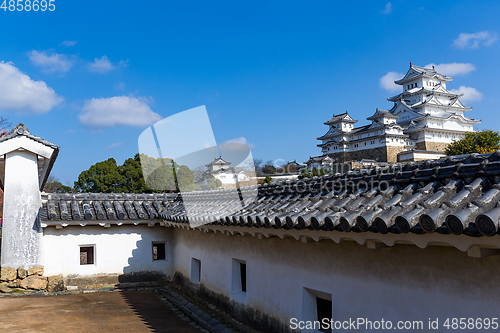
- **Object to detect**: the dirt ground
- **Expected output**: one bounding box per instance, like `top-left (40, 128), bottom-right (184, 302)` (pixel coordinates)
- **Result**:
top-left (0, 290), bottom-right (201, 332)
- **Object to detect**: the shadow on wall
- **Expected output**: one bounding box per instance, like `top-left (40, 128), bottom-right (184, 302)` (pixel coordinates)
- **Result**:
top-left (119, 235), bottom-right (169, 284)
top-left (119, 289), bottom-right (200, 333)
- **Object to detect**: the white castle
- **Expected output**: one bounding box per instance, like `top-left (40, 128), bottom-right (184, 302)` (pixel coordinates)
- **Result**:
top-left (306, 62), bottom-right (481, 169)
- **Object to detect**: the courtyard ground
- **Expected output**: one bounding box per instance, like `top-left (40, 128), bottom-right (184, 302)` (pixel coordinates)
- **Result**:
top-left (0, 289), bottom-right (201, 332)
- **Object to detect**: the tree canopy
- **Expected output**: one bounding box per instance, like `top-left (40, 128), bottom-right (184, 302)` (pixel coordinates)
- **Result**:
top-left (205, 175), bottom-right (222, 190)
top-left (445, 130), bottom-right (500, 156)
top-left (74, 153), bottom-right (200, 193)
top-left (262, 174), bottom-right (272, 184)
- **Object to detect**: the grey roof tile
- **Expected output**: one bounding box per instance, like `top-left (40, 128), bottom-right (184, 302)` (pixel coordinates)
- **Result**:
top-left (40, 151), bottom-right (500, 237)
top-left (40, 192), bottom-right (176, 223)
top-left (156, 151), bottom-right (500, 238)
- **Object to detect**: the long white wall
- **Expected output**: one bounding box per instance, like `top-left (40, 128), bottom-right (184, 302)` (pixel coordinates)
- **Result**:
top-left (171, 227), bottom-right (500, 333)
top-left (42, 225), bottom-right (172, 277)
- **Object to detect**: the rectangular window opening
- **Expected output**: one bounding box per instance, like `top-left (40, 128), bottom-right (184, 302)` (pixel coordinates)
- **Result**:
top-left (231, 259), bottom-right (247, 298)
top-left (316, 297), bottom-right (333, 333)
top-left (152, 242), bottom-right (166, 261)
top-left (240, 262), bottom-right (247, 292)
top-left (302, 288), bottom-right (333, 333)
top-left (80, 245), bottom-right (95, 265)
top-left (191, 258), bottom-right (201, 284)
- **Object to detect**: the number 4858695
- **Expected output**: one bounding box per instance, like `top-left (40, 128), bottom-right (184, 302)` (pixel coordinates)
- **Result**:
top-left (1, 0), bottom-right (55, 11)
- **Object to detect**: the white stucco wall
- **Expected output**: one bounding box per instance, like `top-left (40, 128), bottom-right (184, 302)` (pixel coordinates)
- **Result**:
top-left (398, 151), bottom-right (445, 161)
top-left (42, 225), bottom-right (172, 277)
top-left (1, 150), bottom-right (43, 269)
top-left (170, 227), bottom-right (500, 332)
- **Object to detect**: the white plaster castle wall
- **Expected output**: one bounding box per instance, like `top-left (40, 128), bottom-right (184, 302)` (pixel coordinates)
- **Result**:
top-left (1, 150), bottom-right (43, 269)
top-left (423, 131), bottom-right (465, 144)
top-left (398, 151), bottom-right (445, 161)
top-left (171, 228), bottom-right (500, 333)
top-left (42, 225), bottom-right (172, 277)
top-left (443, 119), bottom-right (473, 131)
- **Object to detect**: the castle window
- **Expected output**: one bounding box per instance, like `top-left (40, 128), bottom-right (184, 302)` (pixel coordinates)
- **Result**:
top-left (302, 288), bottom-right (332, 333)
top-left (191, 258), bottom-right (201, 284)
top-left (232, 259), bottom-right (247, 298)
top-left (415, 82), bottom-right (418, 87)
top-left (80, 245), bottom-right (95, 265)
top-left (152, 242), bottom-right (166, 261)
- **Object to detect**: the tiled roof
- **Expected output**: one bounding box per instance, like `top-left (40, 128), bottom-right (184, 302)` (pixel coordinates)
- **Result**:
top-left (324, 112), bottom-right (357, 125)
top-left (205, 157), bottom-right (231, 166)
top-left (0, 123), bottom-right (60, 190)
top-left (160, 151), bottom-right (500, 238)
top-left (39, 192), bottom-right (176, 226)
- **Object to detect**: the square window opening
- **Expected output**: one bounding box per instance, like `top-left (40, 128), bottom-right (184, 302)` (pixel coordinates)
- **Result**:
top-left (152, 242), bottom-right (166, 261)
top-left (191, 258), bottom-right (201, 284)
top-left (80, 246), bottom-right (95, 265)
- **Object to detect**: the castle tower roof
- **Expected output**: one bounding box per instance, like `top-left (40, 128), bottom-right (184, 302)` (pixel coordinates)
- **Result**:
top-left (324, 111), bottom-right (358, 125)
top-left (394, 62), bottom-right (453, 85)
top-left (205, 156), bottom-right (231, 167)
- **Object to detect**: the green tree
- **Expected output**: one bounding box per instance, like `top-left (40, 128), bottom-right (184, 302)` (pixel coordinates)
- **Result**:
top-left (146, 164), bottom-right (176, 192)
top-left (75, 154), bottom-right (202, 193)
top-left (176, 164), bottom-right (200, 192)
top-left (120, 154), bottom-right (153, 193)
top-left (445, 130), bottom-right (500, 156)
top-left (312, 167), bottom-right (320, 177)
top-left (298, 168), bottom-right (311, 179)
top-left (262, 174), bottom-right (272, 184)
top-left (206, 175), bottom-right (222, 190)
top-left (74, 158), bottom-right (125, 193)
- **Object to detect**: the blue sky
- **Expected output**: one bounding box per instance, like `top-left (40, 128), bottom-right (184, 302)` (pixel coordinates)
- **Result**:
top-left (0, 0), bottom-right (499, 185)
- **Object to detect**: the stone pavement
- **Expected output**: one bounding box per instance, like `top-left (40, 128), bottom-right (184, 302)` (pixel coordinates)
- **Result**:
top-left (0, 289), bottom-right (203, 332)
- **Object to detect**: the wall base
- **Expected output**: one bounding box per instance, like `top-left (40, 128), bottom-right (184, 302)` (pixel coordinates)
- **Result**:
top-left (172, 272), bottom-right (292, 333)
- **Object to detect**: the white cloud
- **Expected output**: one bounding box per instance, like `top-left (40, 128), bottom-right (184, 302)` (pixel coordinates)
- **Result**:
top-left (107, 142), bottom-right (124, 150)
top-left (65, 129), bottom-right (75, 134)
top-left (381, 2), bottom-right (392, 14)
top-left (450, 86), bottom-right (483, 104)
top-left (453, 31), bottom-right (498, 49)
top-left (425, 62), bottom-right (476, 76)
top-left (28, 50), bottom-right (73, 73)
top-left (61, 40), bottom-right (78, 47)
top-left (114, 82), bottom-right (126, 90)
top-left (79, 96), bottom-right (162, 127)
top-left (379, 71), bottom-right (403, 92)
top-left (89, 56), bottom-right (115, 73)
top-left (225, 137), bottom-right (256, 149)
top-left (0, 61), bottom-right (63, 114)
top-left (118, 59), bottom-right (130, 67)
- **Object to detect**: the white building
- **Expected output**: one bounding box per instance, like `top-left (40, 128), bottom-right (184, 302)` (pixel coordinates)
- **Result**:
top-left (310, 63), bottom-right (481, 168)
top-left (198, 157), bottom-right (250, 188)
